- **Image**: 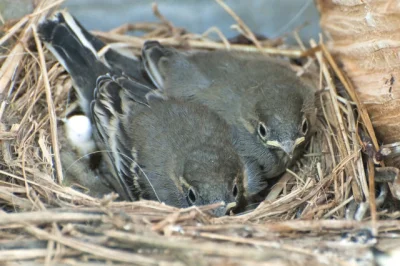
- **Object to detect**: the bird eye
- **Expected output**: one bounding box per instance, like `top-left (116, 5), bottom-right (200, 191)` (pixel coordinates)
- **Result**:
top-left (232, 183), bottom-right (238, 198)
top-left (258, 122), bottom-right (267, 140)
top-left (187, 187), bottom-right (197, 205)
top-left (301, 118), bottom-right (308, 135)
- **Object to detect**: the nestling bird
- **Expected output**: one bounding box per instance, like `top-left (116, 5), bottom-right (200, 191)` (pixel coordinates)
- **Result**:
top-left (142, 42), bottom-right (317, 197)
top-left (59, 114), bottom-right (114, 198)
top-left (47, 22), bottom-right (317, 199)
top-left (38, 11), bottom-right (246, 216)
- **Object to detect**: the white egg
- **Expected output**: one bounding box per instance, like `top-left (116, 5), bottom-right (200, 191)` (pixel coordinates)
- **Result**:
top-left (375, 248), bottom-right (400, 266)
top-left (64, 115), bottom-right (95, 156)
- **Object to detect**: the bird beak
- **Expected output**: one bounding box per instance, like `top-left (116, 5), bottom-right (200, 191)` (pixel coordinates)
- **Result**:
top-left (219, 201), bottom-right (237, 216)
top-left (226, 201), bottom-right (237, 211)
top-left (280, 137), bottom-right (305, 159)
top-left (210, 201), bottom-right (235, 217)
top-left (266, 137), bottom-right (305, 159)
top-left (280, 141), bottom-right (295, 159)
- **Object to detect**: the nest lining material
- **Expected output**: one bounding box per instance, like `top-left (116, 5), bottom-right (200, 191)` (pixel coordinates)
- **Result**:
top-left (0, 0), bottom-right (399, 265)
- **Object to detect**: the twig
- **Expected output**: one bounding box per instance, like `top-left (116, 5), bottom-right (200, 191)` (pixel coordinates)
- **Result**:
top-left (320, 44), bottom-right (380, 153)
top-left (93, 31), bottom-right (318, 57)
top-left (0, 248), bottom-right (77, 262)
top-left (109, 22), bottom-right (166, 34)
top-left (0, 0), bottom-right (58, 95)
top-left (0, 211), bottom-right (104, 226)
top-left (368, 159), bottom-right (377, 234)
top-left (215, 0), bottom-right (263, 50)
top-left (202, 26), bottom-right (231, 49)
top-left (323, 196), bottom-right (354, 218)
top-left (152, 3), bottom-right (182, 37)
top-left (32, 25), bottom-right (64, 184)
top-left (25, 225), bottom-right (158, 264)
top-left (196, 232), bottom-right (351, 266)
top-left (106, 230), bottom-right (282, 261)
top-left (0, 16), bottom-right (29, 47)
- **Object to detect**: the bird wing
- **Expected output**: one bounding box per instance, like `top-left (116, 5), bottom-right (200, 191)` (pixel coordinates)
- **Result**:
top-left (91, 74), bottom-right (159, 201)
top-left (92, 74), bottom-right (187, 204)
top-left (142, 41), bottom-right (212, 96)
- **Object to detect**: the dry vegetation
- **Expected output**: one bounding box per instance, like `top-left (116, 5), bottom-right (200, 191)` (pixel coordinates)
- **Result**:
top-left (0, 0), bottom-right (399, 265)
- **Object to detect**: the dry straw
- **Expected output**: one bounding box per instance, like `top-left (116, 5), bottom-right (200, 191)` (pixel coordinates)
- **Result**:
top-left (0, 0), bottom-right (399, 265)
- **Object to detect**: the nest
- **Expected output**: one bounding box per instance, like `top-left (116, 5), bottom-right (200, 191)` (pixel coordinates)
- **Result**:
top-left (1, 0), bottom-right (399, 265)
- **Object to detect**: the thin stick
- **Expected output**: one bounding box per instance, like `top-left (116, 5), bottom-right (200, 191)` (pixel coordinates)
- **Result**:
top-left (0, 248), bottom-right (76, 261)
top-left (323, 195), bottom-right (354, 218)
top-left (106, 230), bottom-right (279, 260)
top-left (197, 232), bottom-right (351, 266)
top-left (109, 22), bottom-right (165, 34)
top-left (93, 31), bottom-right (318, 57)
top-left (0, 0), bottom-right (58, 95)
top-left (32, 25), bottom-right (64, 184)
top-left (202, 26), bottom-right (231, 49)
top-left (367, 159), bottom-right (377, 234)
top-left (312, 39), bottom-right (361, 204)
top-left (28, 0), bottom-right (65, 18)
top-left (320, 44), bottom-right (380, 152)
top-left (215, 0), bottom-right (263, 50)
top-left (25, 225), bottom-right (158, 264)
top-left (0, 16), bottom-right (29, 47)
top-left (152, 3), bottom-right (175, 31)
top-left (0, 211), bottom-right (103, 226)
top-left (183, 219), bottom-right (400, 233)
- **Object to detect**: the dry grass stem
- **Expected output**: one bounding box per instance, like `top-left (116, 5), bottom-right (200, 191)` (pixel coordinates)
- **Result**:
top-left (32, 25), bottom-right (63, 184)
top-left (0, 0), bottom-right (395, 265)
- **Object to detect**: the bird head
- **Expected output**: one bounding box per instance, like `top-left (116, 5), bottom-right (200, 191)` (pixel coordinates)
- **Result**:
top-left (243, 86), bottom-right (316, 161)
top-left (261, 100), bottom-right (314, 159)
top-left (178, 150), bottom-right (247, 217)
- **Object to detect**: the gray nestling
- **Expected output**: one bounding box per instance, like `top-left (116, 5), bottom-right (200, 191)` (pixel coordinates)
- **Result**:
top-left (142, 42), bottom-right (317, 197)
top-left (38, 11), bottom-right (246, 216)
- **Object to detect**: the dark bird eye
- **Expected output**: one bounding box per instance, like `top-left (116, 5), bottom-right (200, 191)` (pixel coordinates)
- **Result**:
top-left (301, 118), bottom-right (309, 135)
top-left (232, 183), bottom-right (238, 198)
top-left (258, 122), bottom-right (267, 140)
top-left (187, 187), bottom-right (197, 205)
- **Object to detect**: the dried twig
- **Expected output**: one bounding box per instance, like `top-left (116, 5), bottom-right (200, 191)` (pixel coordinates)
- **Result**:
top-left (32, 25), bottom-right (64, 184)
top-left (0, 0), bottom-right (389, 265)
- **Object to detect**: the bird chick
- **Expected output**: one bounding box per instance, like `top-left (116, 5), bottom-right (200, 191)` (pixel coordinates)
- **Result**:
top-left (63, 114), bottom-right (95, 156)
top-left (93, 74), bottom-right (246, 215)
top-left (142, 41), bottom-right (317, 197)
top-left (38, 11), bottom-right (246, 216)
top-left (59, 115), bottom-right (113, 198)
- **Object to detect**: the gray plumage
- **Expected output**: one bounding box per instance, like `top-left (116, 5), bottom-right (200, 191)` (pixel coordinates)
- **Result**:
top-left (38, 12), bottom-right (246, 216)
top-left (142, 42), bottom-right (317, 196)
top-left (93, 75), bottom-right (245, 214)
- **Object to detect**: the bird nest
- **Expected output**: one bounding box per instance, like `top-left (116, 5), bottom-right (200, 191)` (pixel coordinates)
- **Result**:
top-left (1, 1), bottom-right (399, 265)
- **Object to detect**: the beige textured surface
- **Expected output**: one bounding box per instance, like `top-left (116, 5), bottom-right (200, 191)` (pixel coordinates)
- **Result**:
top-left (317, 0), bottom-right (400, 165)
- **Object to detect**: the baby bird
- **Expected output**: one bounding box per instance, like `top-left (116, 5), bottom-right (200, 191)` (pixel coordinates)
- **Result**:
top-left (52, 20), bottom-right (317, 198)
top-left (38, 12), bottom-right (246, 216)
top-left (142, 42), bottom-right (317, 197)
top-left (59, 114), bottom-right (114, 198)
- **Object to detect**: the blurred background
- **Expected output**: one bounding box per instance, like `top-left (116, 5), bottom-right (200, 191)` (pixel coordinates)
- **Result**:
top-left (1, 0), bottom-right (320, 45)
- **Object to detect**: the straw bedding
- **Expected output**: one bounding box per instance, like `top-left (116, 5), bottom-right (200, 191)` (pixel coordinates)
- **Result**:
top-left (0, 1), bottom-right (399, 265)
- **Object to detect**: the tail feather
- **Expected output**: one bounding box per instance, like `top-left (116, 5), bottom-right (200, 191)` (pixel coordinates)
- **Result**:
top-left (38, 11), bottom-right (154, 114)
top-left (59, 11), bottom-right (147, 81)
top-left (39, 12), bottom-right (111, 114)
